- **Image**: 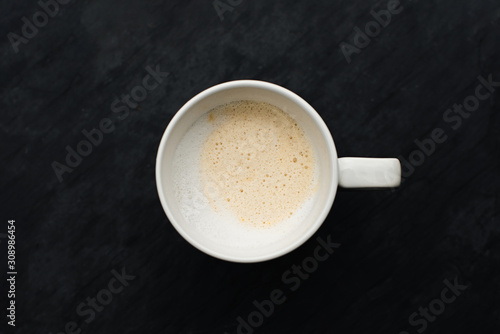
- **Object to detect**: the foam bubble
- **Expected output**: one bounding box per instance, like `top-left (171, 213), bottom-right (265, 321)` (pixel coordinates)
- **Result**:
top-left (172, 100), bottom-right (318, 250)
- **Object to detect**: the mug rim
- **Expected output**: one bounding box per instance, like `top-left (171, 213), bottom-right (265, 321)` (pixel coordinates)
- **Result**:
top-left (156, 80), bottom-right (338, 262)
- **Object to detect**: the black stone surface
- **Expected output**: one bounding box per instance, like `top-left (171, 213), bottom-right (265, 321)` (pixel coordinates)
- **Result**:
top-left (1, 0), bottom-right (499, 333)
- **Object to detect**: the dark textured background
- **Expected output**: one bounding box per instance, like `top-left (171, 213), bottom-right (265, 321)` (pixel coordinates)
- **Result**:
top-left (1, 0), bottom-right (499, 333)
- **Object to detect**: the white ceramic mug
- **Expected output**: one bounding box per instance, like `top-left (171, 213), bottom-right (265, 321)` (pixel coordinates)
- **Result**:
top-left (156, 80), bottom-right (401, 262)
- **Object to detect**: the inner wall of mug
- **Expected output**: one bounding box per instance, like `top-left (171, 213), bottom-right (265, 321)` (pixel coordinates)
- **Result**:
top-left (158, 83), bottom-right (337, 261)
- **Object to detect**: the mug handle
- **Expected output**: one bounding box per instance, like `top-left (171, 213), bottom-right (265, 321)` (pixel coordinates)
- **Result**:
top-left (338, 158), bottom-right (401, 188)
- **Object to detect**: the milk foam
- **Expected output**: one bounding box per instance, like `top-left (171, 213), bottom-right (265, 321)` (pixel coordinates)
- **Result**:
top-left (172, 101), bottom-right (318, 249)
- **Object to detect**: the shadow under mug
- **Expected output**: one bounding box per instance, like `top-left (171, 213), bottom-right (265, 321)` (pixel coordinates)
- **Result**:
top-left (156, 80), bottom-right (401, 262)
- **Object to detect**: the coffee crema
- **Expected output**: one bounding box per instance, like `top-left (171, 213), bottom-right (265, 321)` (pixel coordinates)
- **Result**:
top-left (200, 100), bottom-right (316, 226)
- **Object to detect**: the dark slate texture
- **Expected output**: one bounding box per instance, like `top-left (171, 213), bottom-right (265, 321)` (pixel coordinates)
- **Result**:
top-left (1, 0), bottom-right (499, 333)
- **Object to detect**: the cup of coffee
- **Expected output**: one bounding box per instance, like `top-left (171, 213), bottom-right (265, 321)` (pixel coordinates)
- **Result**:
top-left (156, 80), bottom-right (400, 262)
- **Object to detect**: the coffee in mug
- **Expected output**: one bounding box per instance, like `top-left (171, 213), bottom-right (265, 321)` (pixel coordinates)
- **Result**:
top-left (172, 100), bottom-right (320, 250)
